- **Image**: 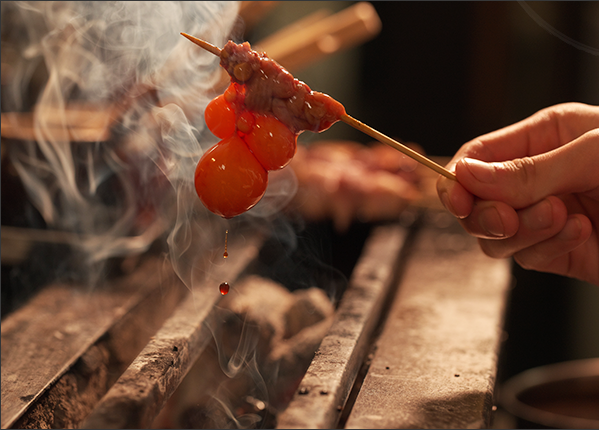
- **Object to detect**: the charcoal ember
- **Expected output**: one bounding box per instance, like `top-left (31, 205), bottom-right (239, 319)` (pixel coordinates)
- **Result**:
top-left (154, 275), bottom-right (334, 428)
top-left (222, 275), bottom-right (334, 408)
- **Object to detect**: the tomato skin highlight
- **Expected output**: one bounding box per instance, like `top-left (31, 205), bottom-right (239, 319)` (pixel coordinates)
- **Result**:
top-left (204, 94), bottom-right (236, 139)
top-left (194, 135), bottom-right (268, 218)
top-left (244, 115), bottom-right (297, 171)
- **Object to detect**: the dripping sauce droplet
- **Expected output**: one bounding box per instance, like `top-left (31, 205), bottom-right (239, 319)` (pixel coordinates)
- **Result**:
top-left (219, 282), bottom-right (230, 295)
top-left (223, 229), bottom-right (228, 259)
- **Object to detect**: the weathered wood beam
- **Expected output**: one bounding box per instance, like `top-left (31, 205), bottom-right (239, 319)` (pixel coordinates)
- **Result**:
top-left (1, 256), bottom-right (188, 429)
top-left (276, 222), bottom-right (413, 429)
top-left (344, 211), bottom-right (512, 429)
top-left (80, 233), bottom-right (263, 429)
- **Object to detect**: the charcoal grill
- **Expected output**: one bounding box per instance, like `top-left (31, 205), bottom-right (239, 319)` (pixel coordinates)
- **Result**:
top-left (1, 2), bottom-right (512, 428)
top-left (1, 205), bottom-right (511, 429)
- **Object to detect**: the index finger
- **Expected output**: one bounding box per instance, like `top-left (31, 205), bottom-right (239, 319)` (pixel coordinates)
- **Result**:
top-left (449, 102), bottom-right (599, 169)
top-left (437, 102), bottom-right (599, 218)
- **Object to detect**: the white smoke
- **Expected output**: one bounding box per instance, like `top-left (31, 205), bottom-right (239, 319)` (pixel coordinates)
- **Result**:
top-left (1, 1), bottom-right (254, 287)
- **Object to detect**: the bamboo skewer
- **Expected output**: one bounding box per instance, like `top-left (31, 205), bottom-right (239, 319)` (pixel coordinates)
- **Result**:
top-left (339, 114), bottom-right (455, 179)
top-left (181, 33), bottom-right (221, 56)
top-left (180, 33), bottom-right (456, 180)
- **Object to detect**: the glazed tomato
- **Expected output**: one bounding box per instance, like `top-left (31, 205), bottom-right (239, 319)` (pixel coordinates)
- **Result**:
top-left (204, 94), bottom-right (236, 139)
top-left (195, 134), bottom-right (268, 218)
top-left (244, 114), bottom-right (297, 170)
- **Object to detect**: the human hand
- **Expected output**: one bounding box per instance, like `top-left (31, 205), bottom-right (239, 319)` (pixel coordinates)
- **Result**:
top-left (437, 102), bottom-right (599, 286)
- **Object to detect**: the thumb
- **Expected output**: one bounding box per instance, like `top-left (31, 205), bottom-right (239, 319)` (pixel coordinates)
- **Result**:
top-left (454, 129), bottom-right (599, 209)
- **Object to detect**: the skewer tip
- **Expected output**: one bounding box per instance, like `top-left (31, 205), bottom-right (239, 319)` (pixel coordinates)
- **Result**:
top-left (180, 33), bottom-right (221, 56)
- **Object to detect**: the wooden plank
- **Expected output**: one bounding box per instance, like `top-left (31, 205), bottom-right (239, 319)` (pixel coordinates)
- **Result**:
top-left (80, 232), bottom-right (263, 429)
top-left (275, 222), bottom-right (413, 429)
top-left (1, 256), bottom-right (187, 429)
top-left (344, 211), bottom-right (512, 429)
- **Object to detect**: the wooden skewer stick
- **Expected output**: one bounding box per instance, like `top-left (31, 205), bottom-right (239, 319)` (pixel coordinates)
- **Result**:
top-left (180, 33), bottom-right (456, 180)
top-left (340, 114), bottom-right (456, 179)
top-left (181, 32), bottom-right (221, 56)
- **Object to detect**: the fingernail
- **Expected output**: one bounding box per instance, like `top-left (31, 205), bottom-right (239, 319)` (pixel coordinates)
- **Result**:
top-left (480, 207), bottom-right (505, 237)
top-left (522, 199), bottom-right (553, 231)
top-left (557, 217), bottom-right (582, 241)
top-left (462, 158), bottom-right (496, 184)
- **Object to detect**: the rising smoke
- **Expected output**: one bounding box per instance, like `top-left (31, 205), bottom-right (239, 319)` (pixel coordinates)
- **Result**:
top-left (1, 1), bottom-right (298, 290)
top-left (1, 3), bottom-right (345, 426)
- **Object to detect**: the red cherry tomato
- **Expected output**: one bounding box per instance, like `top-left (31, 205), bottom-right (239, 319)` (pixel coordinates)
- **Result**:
top-left (244, 115), bottom-right (297, 171)
top-left (195, 135), bottom-right (268, 218)
top-left (204, 94), bottom-right (236, 139)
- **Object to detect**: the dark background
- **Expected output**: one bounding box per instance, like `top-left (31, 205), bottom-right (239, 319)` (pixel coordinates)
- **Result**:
top-left (359, 1), bottom-right (596, 155)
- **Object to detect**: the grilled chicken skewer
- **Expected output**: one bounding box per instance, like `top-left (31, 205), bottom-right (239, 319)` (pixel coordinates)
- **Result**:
top-left (181, 32), bottom-right (456, 180)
